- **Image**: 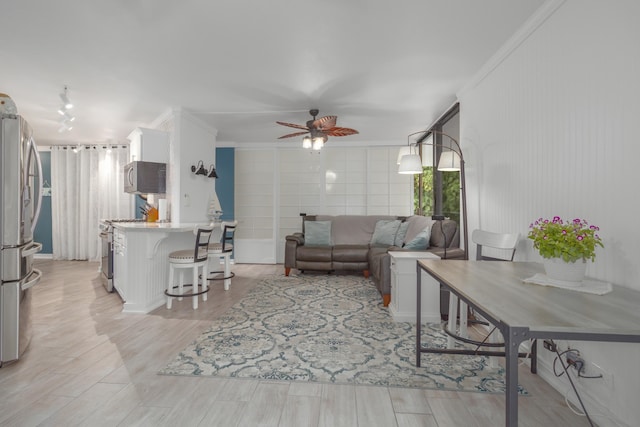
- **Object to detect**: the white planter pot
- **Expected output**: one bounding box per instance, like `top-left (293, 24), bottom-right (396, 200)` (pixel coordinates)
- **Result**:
top-left (543, 258), bottom-right (587, 285)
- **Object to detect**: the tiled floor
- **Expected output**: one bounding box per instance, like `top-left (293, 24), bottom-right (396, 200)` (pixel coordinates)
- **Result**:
top-left (0, 259), bottom-right (590, 426)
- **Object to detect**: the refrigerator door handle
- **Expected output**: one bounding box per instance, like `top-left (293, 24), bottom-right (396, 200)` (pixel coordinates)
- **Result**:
top-left (21, 268), bottom-right (42, 291)
top-left (27, 137), bottom-right (44, 233)
top-left (22, 242), bottom-right (42, 257)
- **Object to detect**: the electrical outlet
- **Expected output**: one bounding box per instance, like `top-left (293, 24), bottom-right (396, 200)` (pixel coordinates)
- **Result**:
top-left (565, 350), bottom-right (581, 364)
top-left (564, 350), bottom-right (587, 375)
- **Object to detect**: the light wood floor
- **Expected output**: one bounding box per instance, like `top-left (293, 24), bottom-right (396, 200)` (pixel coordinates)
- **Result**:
top-left (0, 260), bottom-right (591, 426)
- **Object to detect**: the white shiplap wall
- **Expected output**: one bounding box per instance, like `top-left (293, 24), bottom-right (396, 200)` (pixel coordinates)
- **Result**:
top-left (458, 1), bottom-right (640, 425)
top-left (236, 145), bottom-right (412, 264)
top-left (234, 149), bottom-right (276, 263)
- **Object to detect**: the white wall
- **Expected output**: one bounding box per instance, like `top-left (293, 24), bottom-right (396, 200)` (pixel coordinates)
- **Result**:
top-left (157, 109), bottom-right (218, 223)
top-left (458, 1), bottom-right (640, 425)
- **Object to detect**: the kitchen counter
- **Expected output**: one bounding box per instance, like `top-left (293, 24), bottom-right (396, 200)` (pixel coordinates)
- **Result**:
top-left (112, 222), bottom-right (221, 313)
top-left (112, 222), bottom-right (210, 231)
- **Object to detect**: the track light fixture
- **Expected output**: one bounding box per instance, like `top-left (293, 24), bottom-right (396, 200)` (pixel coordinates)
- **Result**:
top-left (58, 110), bottom-right (75, 122)
top-left (207, 165), bottom-right (218, 178)
top-left (58, 121), bottom-right (73, 133)
top-left (60, 86), bottom-right (73, 109)
top-left (56, 85), bottom-right (75, 132)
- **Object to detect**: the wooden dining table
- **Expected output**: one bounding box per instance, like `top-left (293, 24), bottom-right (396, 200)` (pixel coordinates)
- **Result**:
top-left (415, 260), bottom-right (640, 427)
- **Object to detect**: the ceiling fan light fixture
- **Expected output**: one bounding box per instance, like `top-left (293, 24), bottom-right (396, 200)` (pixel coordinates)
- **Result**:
top-left (312, 137), bottom-right (324, 150)
top-left (277, 109), bottom-right (359, 147)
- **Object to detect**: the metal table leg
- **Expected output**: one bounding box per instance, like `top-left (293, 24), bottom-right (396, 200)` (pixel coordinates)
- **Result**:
top-left (503, 325), bottom-right (527, 426)
top-left (416, 262), bottom-right (422, 367)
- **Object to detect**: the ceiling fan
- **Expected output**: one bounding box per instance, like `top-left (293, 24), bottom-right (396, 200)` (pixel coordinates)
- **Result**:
top-left (276, 109), bottom-right (359, 149)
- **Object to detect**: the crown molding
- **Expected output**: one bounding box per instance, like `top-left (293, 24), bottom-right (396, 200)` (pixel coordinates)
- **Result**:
top-left (457, 0), bottom-right (566, 98)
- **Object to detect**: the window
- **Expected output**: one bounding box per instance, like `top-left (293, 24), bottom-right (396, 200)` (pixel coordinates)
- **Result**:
top-left (414, 104), bottom-right (460, 224)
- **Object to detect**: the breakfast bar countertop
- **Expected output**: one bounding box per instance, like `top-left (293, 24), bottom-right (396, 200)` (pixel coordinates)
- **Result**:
top-left (112, 222), bottom-right (212, 232)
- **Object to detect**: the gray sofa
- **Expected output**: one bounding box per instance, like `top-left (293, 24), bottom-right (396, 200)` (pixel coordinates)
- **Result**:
top-left (284, 215), bottom-right (464, 306)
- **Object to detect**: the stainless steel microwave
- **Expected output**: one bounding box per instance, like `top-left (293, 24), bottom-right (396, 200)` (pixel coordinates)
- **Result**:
top-left (124, 161), bottom-right (166, 194)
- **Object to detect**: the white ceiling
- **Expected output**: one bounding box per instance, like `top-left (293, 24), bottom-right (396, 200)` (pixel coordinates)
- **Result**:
top-left (1, 0), bottom-right (544, 147)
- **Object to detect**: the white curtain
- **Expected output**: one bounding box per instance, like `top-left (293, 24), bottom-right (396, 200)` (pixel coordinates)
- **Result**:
top-left (51, 145), bottom-right (132, 260)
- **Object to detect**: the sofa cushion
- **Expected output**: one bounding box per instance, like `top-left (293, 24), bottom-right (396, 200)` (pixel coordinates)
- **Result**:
top-left (370, 219), bottom-right (402, 246)
top-left (296, 246), bottom-right (332, 262)
top-left (403, 215), bottom-right (435, 246)
top-left (404, 227), bottom-right (431, 250)
top-left (316, 215), bottom-right (396, 245)
top-left (430, 219), bottom-right (460, 248)
top-left (305, 221), bottom-right (332, 246)
top-left (333, 245), bottom-right (369, 263)
top-left (394, 221), bottom-right (409, 246)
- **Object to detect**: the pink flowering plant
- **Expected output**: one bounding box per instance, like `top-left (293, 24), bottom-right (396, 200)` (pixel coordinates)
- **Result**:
top-left (528, 216), bottom-right (603, 263)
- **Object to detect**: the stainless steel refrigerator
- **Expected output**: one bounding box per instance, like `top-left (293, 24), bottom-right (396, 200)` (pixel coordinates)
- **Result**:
top-left (0, 113), bottom-right (43, 366)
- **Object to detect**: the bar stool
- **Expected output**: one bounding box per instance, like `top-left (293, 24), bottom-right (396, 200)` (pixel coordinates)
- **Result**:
top-left (166, 227), bottom-right (213, 309)
top-left (207, 220), bottom-right (237, 291)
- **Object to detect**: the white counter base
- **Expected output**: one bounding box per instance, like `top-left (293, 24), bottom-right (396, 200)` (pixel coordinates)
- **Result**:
top-left (389, 251), bottom-right (441, 323)
top-left (112, 223), bottom-right (215, 313)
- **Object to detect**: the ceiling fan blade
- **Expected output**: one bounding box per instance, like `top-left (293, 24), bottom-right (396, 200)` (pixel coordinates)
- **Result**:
top-left (312, 116), bottom-right (337, 131)
top-left (278, 131), bottom-right (310, 139)
top-left (276, 121), bottom-right (309, 131)
top-left (326, 127), bottom-right (359, 137)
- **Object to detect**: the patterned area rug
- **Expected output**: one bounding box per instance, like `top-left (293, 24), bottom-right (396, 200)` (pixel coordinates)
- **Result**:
top-left (159, 274), bottom-right (527, 394)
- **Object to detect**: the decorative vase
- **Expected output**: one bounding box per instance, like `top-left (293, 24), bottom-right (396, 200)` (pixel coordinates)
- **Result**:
top-left (542, 258), bottom-right (587, 284)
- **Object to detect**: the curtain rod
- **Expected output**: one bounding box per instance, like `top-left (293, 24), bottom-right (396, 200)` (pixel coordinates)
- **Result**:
top-left (50, 144), bottom-right (128, 150)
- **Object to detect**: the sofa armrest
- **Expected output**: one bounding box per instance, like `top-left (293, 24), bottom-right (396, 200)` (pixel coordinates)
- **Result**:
top-left (286, 232), bottom-right (305, 245)
top-left (285, 233), bottom-right (304, 269)
top-left (430, 219), bottom-right (460, 249)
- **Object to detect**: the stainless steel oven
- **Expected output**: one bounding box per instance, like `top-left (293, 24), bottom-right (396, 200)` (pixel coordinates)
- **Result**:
top-left (99, 221), bottom-right (113, 292)
top-left (99, 219), bottom-right (147, 294)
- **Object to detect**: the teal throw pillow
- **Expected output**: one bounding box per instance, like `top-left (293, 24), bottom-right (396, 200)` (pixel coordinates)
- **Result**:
top-left (403, 226), bottom-right (431, 250)
top-left (370, 219), bottom-right (402, 246)
top-left (394, 221), bottom-right (410, 247)
top-left (305, 221), bottom-right (332, 246)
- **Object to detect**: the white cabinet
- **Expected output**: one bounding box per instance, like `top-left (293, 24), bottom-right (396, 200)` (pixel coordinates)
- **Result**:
top-left (389, 251), bottom-right (441, 323)
top-left (128, 127), bottom-right (170, 163)
top-left (111, 223), bottom-right (205, 313)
